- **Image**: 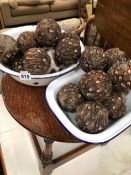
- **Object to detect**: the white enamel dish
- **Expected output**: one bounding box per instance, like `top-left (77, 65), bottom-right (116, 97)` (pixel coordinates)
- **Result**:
top-left (46, 68), bottom-right (131, 143)
top-left (0, 26), bottom-right (84, 86)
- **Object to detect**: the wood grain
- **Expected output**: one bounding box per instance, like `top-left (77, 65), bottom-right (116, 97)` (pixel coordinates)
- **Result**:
top-left (2, 75), bottom-right (78, 142)
top-left (95, 0), bottom-right (131, 57)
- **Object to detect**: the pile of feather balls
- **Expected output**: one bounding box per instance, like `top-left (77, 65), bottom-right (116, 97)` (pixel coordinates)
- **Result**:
top-left (0, 18), bottom-right (130, 134)
top-left (0, 18), bottom-right (81, 74)
top-left (57, 46), bottom-right (131, 134)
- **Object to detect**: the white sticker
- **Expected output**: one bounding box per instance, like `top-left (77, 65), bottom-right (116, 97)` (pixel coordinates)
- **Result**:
top-left (20, 71), bottom-right (31, 80)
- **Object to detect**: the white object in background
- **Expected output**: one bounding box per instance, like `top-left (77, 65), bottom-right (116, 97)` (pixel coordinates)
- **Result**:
top-left (46, 68), bottom-right (131, 143)
top-left (93, 0), bottom-right (98, 8)
top-left (1, 127), bottom-right (43, 175)
top-left (0, 95), bottom-right (19, 135)
top-left (57, 18), bottom-right (80, 32)
top-left (51, 128), bottom-right (131, 175)
top-left (0, 26), bottom-right (84, 86)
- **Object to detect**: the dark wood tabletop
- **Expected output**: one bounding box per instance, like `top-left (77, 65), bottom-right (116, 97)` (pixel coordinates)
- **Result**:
top-left (2, 74), bottom-right (78, 143)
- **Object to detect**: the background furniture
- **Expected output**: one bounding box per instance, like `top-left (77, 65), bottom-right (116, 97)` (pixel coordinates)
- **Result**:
top-left (0, 0), bottom-right (78, 27)
top-left (2, 75), bottom-right (91, 168)
top-left (96, 0), bottom-right (131, 58)
top-left (78, 0), bottom-right (97, 18)
top-left (84, 15), bottom-right (112, 49)
top-left (78, 0), bottom-right (91, 18)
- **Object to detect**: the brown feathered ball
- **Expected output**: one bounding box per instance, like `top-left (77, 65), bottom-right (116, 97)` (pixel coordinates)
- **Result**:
top-left (55, 36), bottom-right (81, 66)
top-left (17, 31), bottom-right (37, 54)
top-left (0, 34), bottom-right (19, 65)
top-left (60, 32), bottom-right (80, 42)
top-left (79, 70), bottom-right (112, 100)
top-left (35, 18), bottom-right (61, 46)
top-left (23, 48), bottom-right (51, 75)
top-left (80, 46), bottom-right (107, 72)
top-left (104, 48), bottom-right (127, 69)
top-left (76, 102), bottom-right (109, 133)
top-left (108, 60), bottom-right (131, 92)
top-left (102, 92), bottom-right (127, 119)
top-left (57, 83), bottom-right (85, 112)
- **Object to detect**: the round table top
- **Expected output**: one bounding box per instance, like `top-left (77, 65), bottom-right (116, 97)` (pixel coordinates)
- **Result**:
top-left (2, 75), bottom-right (78, 143)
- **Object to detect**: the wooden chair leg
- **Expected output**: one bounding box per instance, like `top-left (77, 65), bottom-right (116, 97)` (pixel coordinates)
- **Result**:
top-left (41, 138), bottom-right (54, 168)
top-left (31, 134), bottom-right (54, 168)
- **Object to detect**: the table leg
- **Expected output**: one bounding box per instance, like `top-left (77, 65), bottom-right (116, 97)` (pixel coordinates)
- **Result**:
top-left (41, 138), bottom-right (54, 168)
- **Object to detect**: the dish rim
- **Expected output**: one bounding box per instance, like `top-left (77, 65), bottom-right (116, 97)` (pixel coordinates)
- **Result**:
top-left (45, 68), bottom-right (131, 143)
top-left (0, 25), bottom-right (83, 79)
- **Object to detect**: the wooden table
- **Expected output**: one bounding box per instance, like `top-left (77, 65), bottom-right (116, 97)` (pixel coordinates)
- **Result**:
top-left (2, 74), bottom-right (79, 167)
